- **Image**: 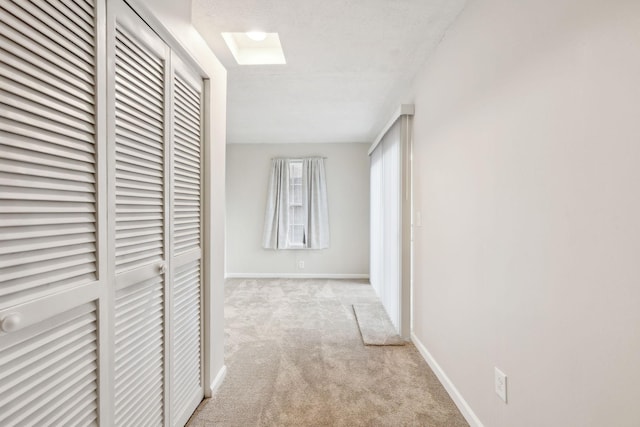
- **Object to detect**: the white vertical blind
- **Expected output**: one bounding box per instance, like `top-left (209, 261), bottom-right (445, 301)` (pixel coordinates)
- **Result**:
top-left (382, 130), bottom-right (401, 328)
top-left (369, 121), bottom-right (402, 332)
top-left (370, 147), bottom-right (383, 299)
top-left (0, 0), bottom-right (98, 309)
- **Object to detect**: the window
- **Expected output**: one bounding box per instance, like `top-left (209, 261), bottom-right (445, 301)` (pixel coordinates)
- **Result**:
top-left (263, 157), bottom-right (330, 250)
top-left (287, 161), bottom-right (305, 247)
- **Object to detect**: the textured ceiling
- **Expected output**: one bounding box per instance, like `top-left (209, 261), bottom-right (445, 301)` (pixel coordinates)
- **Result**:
top-left (192, 0), bottom-right (467, 144)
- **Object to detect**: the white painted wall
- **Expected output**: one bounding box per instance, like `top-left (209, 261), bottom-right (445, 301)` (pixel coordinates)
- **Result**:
top-left (226, 143), bottom-right (370, 277)
top-left (132, 0), bottom-right (228, 395)
top-left (410, 0), bottom-right (640, 426)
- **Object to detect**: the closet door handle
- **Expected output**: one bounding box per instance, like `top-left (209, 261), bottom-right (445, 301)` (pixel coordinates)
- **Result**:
top-left (158, 263), bottom-right (166, 274)
top-left (0, 313), bottom-right (22, 333)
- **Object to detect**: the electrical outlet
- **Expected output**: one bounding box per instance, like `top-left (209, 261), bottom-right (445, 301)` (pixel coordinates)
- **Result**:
top-left (297, 260), bottom-right (304, 269)
top-left (495, 367), bottom-right (507, 403)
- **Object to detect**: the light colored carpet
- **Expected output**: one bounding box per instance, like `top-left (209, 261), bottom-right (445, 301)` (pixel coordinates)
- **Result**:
top-left (187, 278), bottom-right (468, 427)
top-left (352, 304), bottom-right (406, 346)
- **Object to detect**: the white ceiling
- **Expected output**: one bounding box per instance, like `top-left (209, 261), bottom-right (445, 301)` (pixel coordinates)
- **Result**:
top-left (192, 0), bottom-right (467, 144)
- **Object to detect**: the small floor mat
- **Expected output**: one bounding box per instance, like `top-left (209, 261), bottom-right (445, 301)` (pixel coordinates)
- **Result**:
top-left (352, 303), bottom-right (406, 346)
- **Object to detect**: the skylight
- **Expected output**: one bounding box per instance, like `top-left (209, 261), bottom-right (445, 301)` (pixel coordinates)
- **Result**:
top-left (221, 32), bottom-right (286, 65)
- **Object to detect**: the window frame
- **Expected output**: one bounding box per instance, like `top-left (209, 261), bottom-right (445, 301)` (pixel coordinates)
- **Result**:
top-left (286, 160), bottom-right (305, 248)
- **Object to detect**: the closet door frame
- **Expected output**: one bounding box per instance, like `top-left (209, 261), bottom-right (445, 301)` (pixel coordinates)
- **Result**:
top-left (96, 1), bottom-right (109, 425)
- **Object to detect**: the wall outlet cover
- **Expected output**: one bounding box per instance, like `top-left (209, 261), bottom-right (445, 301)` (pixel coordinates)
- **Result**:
top-left (495, 367), bottom-right (507, 403)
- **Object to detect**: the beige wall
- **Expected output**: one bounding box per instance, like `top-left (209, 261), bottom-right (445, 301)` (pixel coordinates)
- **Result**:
top-left (410, 0), bottom-right (640, 425)
top-left (226, 143), bottom-right (370, 277)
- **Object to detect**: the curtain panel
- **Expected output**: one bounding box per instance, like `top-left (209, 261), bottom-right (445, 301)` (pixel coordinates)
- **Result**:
top-left (262, 157), bottom-right (330, 249)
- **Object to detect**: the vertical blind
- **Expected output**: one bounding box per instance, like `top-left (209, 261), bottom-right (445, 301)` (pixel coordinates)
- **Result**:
top-left (369, 121), bottom-right (402, 333)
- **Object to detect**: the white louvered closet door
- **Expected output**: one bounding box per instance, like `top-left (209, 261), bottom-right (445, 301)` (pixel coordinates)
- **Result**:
top-left (170, 55), bottom-right (204, 427)
top-left (0, 0), bottom-right (104, 425)
top-left (108, 1), bottom-right (170, 425)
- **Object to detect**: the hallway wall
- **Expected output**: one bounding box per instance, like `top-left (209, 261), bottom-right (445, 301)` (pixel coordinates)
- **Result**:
top-left (410, 0), bottom-right (640, 425)
top-left (226, 143), bottom-right (370, 277)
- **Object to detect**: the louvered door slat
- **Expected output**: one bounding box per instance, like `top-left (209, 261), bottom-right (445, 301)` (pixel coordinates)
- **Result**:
top-left (0, 15), bottom-right (93, 86)
top-left (115, 59), bottom-right (163, 104)
top-left (117, 142), bottom-right (163, 167)
top-left (174, 109), bottom-right (201, 135)
top-left (117, 158), bottom-right (163, 180)
top-left (1, 144), bottom-right (95, 174)
top-left (37, 0), bottom-right (94, 37)
top-left (48, 386), bottom-right (98, 427)
top-left (0, 40), bottom-right (93, 98)
top-left (111, 8), bottom-right (168, 425)
top-left (172, 260), bottom-right (201, 425)
top-left (1, 77), bottom-right (95, 125)
top-left (0, 2), bottom-right (94, 61)
top-left (114, 24), bottom-right (165, 274)
top-left (114, 51), bottom-right (162, 94)
top-left (114, 277), bottom-right (164, 427)
top-left (7, 1), bottom-right (94, 51)
top-left (72, 0), bottom-right (95, 18)
top-left (1, 91), bottom-right (95, 135)
top-left (0, 302), bottom-right (98, 427)
top-left (173, 74), bottom-right (201, 255)
top-left (174, 135), bottom-right (199, 152)
top-left (115, 27), bottom-right (163, 76)
top-left (1, 132), bottom-right (94, 161)
top-left (0, 0), bottom-right (97, 310)
top-left (170, 59), bottom-right (204, 426)
top-left (0, 120), bottom-right (94, 154)
top-left (116, 104), bottom-right (164, 138)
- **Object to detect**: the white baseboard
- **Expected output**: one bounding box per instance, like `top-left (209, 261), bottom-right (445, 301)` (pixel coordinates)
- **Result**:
top-left (207, 365), bottom-right (227, 397)
top-left (225, 273), bottom-right (369, 280)
top-left (411, 332), bottom-right (484, 427)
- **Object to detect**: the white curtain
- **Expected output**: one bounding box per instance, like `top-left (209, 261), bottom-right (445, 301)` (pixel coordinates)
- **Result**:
top-left (263, 157), bottom-right (330, 249)
top-left (303, 158), bottom-right (330, 249)
top-left (262, 159), bottom-right (289, 249)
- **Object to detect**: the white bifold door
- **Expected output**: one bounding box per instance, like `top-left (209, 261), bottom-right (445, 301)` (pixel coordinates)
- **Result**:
top-left (0, 0), bottom-right (205, 425)
top-left (0, 0), bottom-right (104, 424)
top-left (109, 1), bottom-right (205, 426)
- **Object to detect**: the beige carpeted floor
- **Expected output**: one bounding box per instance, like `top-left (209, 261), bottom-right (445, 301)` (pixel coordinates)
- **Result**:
top-left (352, 303), bottom-right (406, 346)
top-left (187, 278), bottom-right (468, 427)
